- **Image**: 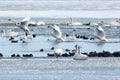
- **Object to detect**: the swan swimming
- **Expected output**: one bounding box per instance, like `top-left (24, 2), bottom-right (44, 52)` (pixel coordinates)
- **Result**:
top-left (100, 20), bottom-right (120, 27)
top-left (1, 29), bottom-right (19, 37)
top-left (36, 20), bottom-right (45, 26)
top-left (93, 25), bottom-right (108, 42)
top-left (68, 18), bottom-right (83, 26)
top-left (54, 47), bottom-right (63, 57)
top-left (73, 45), bottom-right (88, 60)
top-left (64, 29), bottom-right (76, 41)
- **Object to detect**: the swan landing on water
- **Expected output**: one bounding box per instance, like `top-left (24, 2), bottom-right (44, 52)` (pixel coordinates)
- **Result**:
top-left (8, 17), bottom-right (34, 42)
top-left (48, 24), bottom-right (65, 41)
top-left (73, 45), bottom-right (88, 60)
top-left (48, 24), bottom-right (76, 42)
top-left (93, 26), bottom-right (108, 42)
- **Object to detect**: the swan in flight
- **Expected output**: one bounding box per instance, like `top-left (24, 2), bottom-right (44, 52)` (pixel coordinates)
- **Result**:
top-left (68, 18), bottom-right (83, 26)
top-left (73, 45), bottom-right (88, 60)
top-left (48, 24), bottom-right (65, 41)
top-left (1, 29), bottom-right (19, 37)
top-left (49, 24), bottom-right (76, 42)
top-left (93, 25), bottom-right (108, 42)
top-left (8, 17), bottom-right (33, 40)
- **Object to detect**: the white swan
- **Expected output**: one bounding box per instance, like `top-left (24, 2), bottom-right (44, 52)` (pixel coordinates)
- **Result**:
top-left (93, 26), bottom-right (108, 42)
top-left (20, 33), bottom-right (27, 43)
top-left (54, 47), bottom-right (63, 57)
top-left (49, 24), bottom-right (76, 42)
top-left (68, 18), bottom-right (83, 26)
top-left (49, 24), bottom-right (65, 41)
top-left (64, 29), bottom-right (76, 41)
top-left (100, 20), bottom-right (120, 27)
top-left (73, 45), bottom-right (88, 60)
top-left (2, 29), bottom-right (19, 37)
top-left (8, 17), bottom-right (33, 40)
top-left (36, 20), bottom-right (45, 26)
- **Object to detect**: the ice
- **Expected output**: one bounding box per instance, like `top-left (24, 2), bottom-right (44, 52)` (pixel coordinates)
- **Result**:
top-left (1, 10), bottom-right (120, 18)
top-left (0, 0), bottom-right (120, 18)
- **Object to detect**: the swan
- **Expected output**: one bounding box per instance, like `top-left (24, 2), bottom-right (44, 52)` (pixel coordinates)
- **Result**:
top-left (93, 25), bottom-right (108, 42)
top-left (89, 22), bottom-right (99, 27)
top-left (2, 29), bottom-right (19, 37)
top-left (68, 18), bottom-right (83, 26)
top-left (36, 20), bottom-right (45, 26)
top-left (19, 33), bottom-right (28, 43)
top-left (48, 24), bottom-right (65, 41)
top-left (54, 47), bottom-right (63, 57)
top-left (8, 17), bottom-right (33, 40)
top-left (64, 29), bottom-right (76, 41)
top-left (49, 24), bottom-right (77, 42)
top-left (100, 20), bottom-right (120, 27)
top-left (73, 45), bottom-right (88, 60)
top-left (28, 21), bottom-right (37, 26)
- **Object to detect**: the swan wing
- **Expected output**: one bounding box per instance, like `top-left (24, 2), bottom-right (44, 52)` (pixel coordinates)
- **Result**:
top-left (22, 17), bottom-right (30, 22)
top-left (96, 26), bottom-right (105, 37)
top-left (51, 25), bottom-right (63, 37)
top-left (21, 17), bottom-right (30, 26)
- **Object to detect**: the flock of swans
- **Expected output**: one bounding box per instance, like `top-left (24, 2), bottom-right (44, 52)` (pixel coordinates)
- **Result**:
top-left (1, 17), bottom-right (119, 43)
top-left (49, 24), bottom-right (108, 42)
top-left (1, 17), bottom-right (120, 43)
top-left (0, 17), bottom-right (120, 60)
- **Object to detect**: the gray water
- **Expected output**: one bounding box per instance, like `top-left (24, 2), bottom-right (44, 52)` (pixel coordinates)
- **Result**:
top-left (0, 0), bottom-right (120, 80)
top-left (0, 57), bottom-right (120, 80)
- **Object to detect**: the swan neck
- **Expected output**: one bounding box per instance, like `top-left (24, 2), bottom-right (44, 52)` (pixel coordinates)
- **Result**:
top-left (75, 45), bottom-right (78, 54)
top-left (72, 30), bottom-right (75, 37)
top-left (78, 46), bottom-right (80, 54)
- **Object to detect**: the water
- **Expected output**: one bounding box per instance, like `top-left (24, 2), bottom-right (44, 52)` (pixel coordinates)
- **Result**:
top-left (0, 22), bottom-right (120, 80)
top-left (0, 58), bottom-right (120, 80)
top-left (0, 0), bottom-right (120, 80)
top-left (0, 25), bottom-right (120, 57)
